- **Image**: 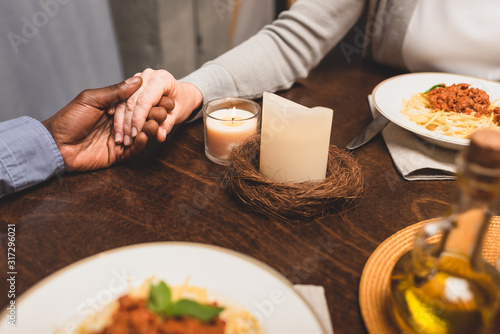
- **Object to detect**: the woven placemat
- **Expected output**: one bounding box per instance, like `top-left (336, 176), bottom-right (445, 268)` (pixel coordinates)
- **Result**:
top-left (359, 216), bottom-right (500, 334)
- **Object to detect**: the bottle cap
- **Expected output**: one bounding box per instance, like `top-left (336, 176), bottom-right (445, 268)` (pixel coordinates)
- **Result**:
top-left (466, 129), bottom-right (500, 169)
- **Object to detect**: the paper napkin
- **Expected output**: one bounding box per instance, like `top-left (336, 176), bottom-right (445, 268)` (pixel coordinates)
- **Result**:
top-left (294, 284), bottom-right (334, 334)
top-left (368, 95), bottom-right (458, 181)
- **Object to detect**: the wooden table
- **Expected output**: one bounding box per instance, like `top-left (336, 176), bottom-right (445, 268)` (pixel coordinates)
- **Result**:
top-left (0, 47), bottom-right (458, 333)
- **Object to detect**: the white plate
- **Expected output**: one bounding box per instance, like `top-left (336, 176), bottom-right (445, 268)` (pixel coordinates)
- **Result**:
top-left (0, 242), bottom-right (326, 334)
top-left (372, 72), bottom-right (500, 150)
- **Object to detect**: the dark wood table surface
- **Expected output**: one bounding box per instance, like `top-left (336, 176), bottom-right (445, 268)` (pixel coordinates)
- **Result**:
top-left (0, 47), bottom-right (459, 333)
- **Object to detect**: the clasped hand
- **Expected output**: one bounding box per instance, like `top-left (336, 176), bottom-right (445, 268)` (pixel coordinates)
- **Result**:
top-left (111, 68), bottom-right (203, 146)
top-left (43, 76), bottom-right (172, 171)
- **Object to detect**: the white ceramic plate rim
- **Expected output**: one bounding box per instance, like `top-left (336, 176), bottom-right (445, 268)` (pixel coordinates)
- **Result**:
top-left (372, 72), bottom-right (500, 150)
top-left (0, 242), bottom-right (326, 334)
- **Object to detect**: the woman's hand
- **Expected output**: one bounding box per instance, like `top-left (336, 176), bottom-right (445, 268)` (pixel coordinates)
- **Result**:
top-left (113, 68), bottom-right (203, 146)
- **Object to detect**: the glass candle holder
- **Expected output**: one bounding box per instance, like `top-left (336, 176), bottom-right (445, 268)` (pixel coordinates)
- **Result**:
top-left (203, 97), bottom-right (261, 165)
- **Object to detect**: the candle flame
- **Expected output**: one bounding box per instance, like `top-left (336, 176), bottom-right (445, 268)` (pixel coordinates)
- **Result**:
top-left (231, 107), bottom-right (236, 121)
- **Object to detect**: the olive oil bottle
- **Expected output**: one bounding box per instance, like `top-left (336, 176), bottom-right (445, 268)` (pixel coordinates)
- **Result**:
top-left (390, 129), bottom-right (500, 334)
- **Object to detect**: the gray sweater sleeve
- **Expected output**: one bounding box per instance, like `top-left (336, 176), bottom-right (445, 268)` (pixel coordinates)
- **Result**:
top-left (181, 0), bottom-right (365, 112)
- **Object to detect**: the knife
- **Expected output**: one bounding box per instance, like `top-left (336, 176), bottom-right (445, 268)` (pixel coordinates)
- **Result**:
top-left (346, 114), bottom-right (390, 150)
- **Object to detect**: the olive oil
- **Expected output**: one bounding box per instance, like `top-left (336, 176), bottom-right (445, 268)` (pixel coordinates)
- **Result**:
top-left (391, 249), bottom-right (500, 333)
top-left (389, 129), bottom-right (500, 334)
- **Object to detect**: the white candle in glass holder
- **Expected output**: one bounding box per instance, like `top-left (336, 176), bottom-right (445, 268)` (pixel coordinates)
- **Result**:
top-left (205, 108), bottom-right (258, 160)
top-left (259, 92), bottom-right (334, 182)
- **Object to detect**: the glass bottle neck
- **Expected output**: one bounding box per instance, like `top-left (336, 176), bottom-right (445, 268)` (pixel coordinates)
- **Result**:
top-left (442, 154), bottom-right (500, 264)
top-left (444, 193), bottom-right (491, 264)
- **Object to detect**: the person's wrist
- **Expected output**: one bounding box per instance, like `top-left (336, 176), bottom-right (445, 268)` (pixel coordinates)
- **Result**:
top-left (183, 82), bottom-right (203, 110)
top-left (41, 116), bottom-right (70, 169)
top-left (41, 118), bottom-right (56, 142)
top-left (179, 82), bottom-right (203, 122)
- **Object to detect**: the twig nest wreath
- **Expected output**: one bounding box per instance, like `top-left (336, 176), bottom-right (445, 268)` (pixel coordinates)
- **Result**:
top-left (223, 136), bottom-right (365, 219)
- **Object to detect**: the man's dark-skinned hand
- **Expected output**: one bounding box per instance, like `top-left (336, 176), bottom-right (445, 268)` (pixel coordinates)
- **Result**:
top-left (42, 77), bottom-right (173, 171)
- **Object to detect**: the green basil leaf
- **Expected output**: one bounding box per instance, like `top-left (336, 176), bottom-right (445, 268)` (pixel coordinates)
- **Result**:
top-left (147, 281), bottom-right (171, 315)
top-left (424, 84), bottom-right (445, 94)
top-left (166, 299), bottom-right (224, 322)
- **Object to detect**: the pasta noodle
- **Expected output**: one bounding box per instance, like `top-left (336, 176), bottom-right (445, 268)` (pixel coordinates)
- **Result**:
top-left (400, 85), bottom-right (500, 139)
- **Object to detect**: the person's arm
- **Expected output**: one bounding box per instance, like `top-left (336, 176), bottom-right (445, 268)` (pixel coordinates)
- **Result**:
top-left (182, 0), bottom-right (365, 106)
top-left (115, 0), bottom-right (365, 142)
top-left (0, 116), bottom-right (64, 198)
top-left (0, 77), bottom-right (170, 199)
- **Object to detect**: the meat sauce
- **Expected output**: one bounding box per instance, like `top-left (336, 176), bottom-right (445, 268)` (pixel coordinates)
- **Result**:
top-left (94, 295), bottom-right (225, 334)
top-left (427, 83), bottom-right (500, 124)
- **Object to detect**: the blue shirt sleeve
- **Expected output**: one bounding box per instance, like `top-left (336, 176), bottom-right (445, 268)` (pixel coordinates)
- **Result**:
top-left (0, 116), bottom-right (64, 199)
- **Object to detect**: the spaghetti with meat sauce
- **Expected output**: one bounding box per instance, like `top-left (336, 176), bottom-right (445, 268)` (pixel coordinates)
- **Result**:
top-left (75, 279), bottom-right (261, 334)
top-left (92, 295), bottom-right (225, 334)
top-left (400, 83), bottom-right (500, 139)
